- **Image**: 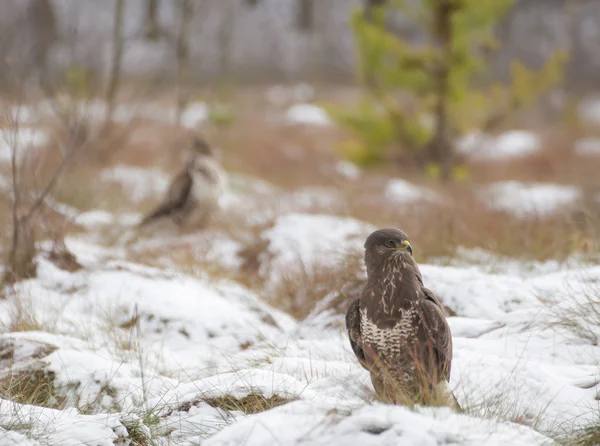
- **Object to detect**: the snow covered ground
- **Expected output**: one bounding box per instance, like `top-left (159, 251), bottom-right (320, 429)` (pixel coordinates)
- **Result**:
top-left (0, 205), bottom-right (599, 444)
top-left (482, 181), bottom-right (582, 218)
top-left (457, 131), bottom-right (541, 161)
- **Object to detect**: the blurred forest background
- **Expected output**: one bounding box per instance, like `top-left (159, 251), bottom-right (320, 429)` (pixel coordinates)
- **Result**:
top-left (3, 0), bottom-right (600, 87)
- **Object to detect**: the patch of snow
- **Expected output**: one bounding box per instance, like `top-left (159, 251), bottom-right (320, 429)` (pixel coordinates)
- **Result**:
top-left (384, 179), bottom-right (439, 203)
top-left (74, 210), bottom-right (116, 227)
top-left (573, 137), bottom-right (600, 156)
top-left (1, 219), bottom-right (600, 442)
top-left (0, 128), bottom-right (49, 163)
top-left (285, 103), bottom-right (331, 126)
top-left (260, 213), bottom-right (375, 288)
top-left (0, 398), bottom-right (128, 446)
top-left (458, 130), bottom-right (541, 161)
top-left (98, 164), bottom-right (171, 203)
top-left (204, 401), bottom-right (550, 446)
top-left (7, 101), bottom-right (56, 125)
top-left (579, 97), bottom-right (600, 126)
top-left (180, 101), bottom-right (209, 129)
top-left (483, 181), bottom-right (581, 217)
top-left (335, 160), bottom-right (361, 180)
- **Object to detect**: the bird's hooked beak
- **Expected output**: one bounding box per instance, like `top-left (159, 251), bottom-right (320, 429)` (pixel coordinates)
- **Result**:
top-left (392, 240), bottom-right (413, 255)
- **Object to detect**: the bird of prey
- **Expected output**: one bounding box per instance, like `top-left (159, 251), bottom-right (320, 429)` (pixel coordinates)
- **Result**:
top-left (346, 228), bottom-right (457, 408)
top-left (138, 136), bottom-right (227, 231)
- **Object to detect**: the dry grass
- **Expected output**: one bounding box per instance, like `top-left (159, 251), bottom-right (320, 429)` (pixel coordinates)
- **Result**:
top-left (0, 293), bottom-right (47, 332)
top-left (541, 282), bottom-right (600, 345)
top-left (0, 338), bottom-right (62, 409)
top-left (177, 393), bottom-right (294, 416)
top-left (569, 424), bottom-right (600, 446)
top-left (0, 369), bottom-right (64, 408)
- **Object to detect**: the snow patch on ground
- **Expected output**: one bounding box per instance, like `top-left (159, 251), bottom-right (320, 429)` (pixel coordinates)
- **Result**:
top-left (384, 179), bottom-right (439, 204)
top-left (98, 164), bottom-right (171, 203)
top-left (0, 128), bottom-right (49, 163)
top-left (0, 399), bottom-right (129, 446)
top-left (335, 160), bottom-right (361, 180)
top-left (482, 181), bottom-right (581, 217)
top-left (205, 401), bottom-right (551, 446)
top-left (574, 137), bottom-right (600, 156)
top-left (260, 213), bottom-right (375, 288)
top-left (1, 234), bottom-right (599, 443)
top-left (1, 196), bottom-right (599, 444)
top-left (458, 131), bottom-right (541, 161)
top-left (579, 98), bottom-right (600, 126)
top-left (285, 104), bottom-right (332, 126)
top-left (7, 100), bottom-right (208, 128)
top-left (180, 102), bottom-right (210, 129)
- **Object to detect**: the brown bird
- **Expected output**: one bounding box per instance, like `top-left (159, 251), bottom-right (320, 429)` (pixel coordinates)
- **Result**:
top-left (346, 228), bottom-right (458, 407)
top-left (138, 137), bottom-right (226, 231)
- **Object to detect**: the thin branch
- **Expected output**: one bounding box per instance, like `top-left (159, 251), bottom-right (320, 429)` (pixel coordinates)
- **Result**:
top-left (105, 0), bottom-right (125, 121)
top-left (6, 109), bottom-right (22, 275)
top-left (21, 137), bottom-right (89, 225)
top-left (175, 0), bottom-right (194, 125)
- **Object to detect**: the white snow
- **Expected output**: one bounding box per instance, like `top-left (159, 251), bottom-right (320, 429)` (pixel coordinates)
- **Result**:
top-left (98, 164), bottom-right (171, 203)
top-left (0, 400), bottom-right (129, 446)
top-left (1, 229), bottom-right (599, 444)
top-left (0, 128), bottom-right (49, 163)
top-left (335, 160), bottom-right (361, 180)
top-left (384, 178), bottom-right (439, 203)
top-left (180, 102), bottom-right (210, 129)
top-left (579, 97), bottom-right (600, 126)
top-left (458, 131), bottom-right (541, 161)
top-left (573, 137), bottom-right (600, 156)
top-left (204, 401), bottom-right (550, 446)
top-left (259, 213), bottom-right (375, 289)
top-left (7, 99), bottom-right (209, 128)
top-left (285, 104), bottom-right (332, 126)
top-left (482, 181), bottom-right (581, 217)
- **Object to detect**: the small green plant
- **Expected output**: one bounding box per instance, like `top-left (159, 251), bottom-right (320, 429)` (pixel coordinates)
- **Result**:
top-left (209, 105), bottom-right (237, 127)
top-left (328, 0), bottom-right (567, 181)
top-left (62, 66), bottom-right (92, 98)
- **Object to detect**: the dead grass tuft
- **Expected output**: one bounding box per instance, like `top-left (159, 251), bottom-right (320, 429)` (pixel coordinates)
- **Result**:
top-left (540, 281), bottom-right (600, 346)
top-left (179, 393), bottom-right (294, 416)
top-left (0, 369), bottom-right (64, 408)
top-left (569, 424), bottom-right (600, 446)
top-left (267, 250), bottom-right (365, 320)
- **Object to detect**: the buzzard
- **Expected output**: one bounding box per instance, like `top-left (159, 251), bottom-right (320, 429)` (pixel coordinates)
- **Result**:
top-left (138, 137), bottom-right (227, 231)
top-left (346, 228), bottom-right (458, 407)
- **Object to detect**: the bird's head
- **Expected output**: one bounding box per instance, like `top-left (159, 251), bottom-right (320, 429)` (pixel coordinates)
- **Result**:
top-left (190, 136), bottom-right (214, 158)
top-left (364, 228), bottom-right (414, 274)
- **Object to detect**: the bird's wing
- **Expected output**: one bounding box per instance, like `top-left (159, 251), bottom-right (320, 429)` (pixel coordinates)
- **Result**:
top-left (139, 168), bottom-right (193, 226)
top-left (419, 288), bottom-right (453, 381)
top-left (345, 298), bottom-right (367, 367)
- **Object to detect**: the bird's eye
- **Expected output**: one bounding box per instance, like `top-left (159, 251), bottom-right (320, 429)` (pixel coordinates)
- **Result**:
top-left (385, 239), bottom-right (396, 248)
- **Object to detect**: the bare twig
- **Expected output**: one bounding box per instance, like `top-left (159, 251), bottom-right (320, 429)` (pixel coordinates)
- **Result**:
top-left (175, 0), bottom-right (194, 126)
top-left (105, 0), bottom-right (125, 122)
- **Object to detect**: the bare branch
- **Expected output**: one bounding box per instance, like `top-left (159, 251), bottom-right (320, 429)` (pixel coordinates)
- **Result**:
top-left (175, 0), bottom-right (194, 126)
top-left (105, 0), bottom-right (125, 121)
